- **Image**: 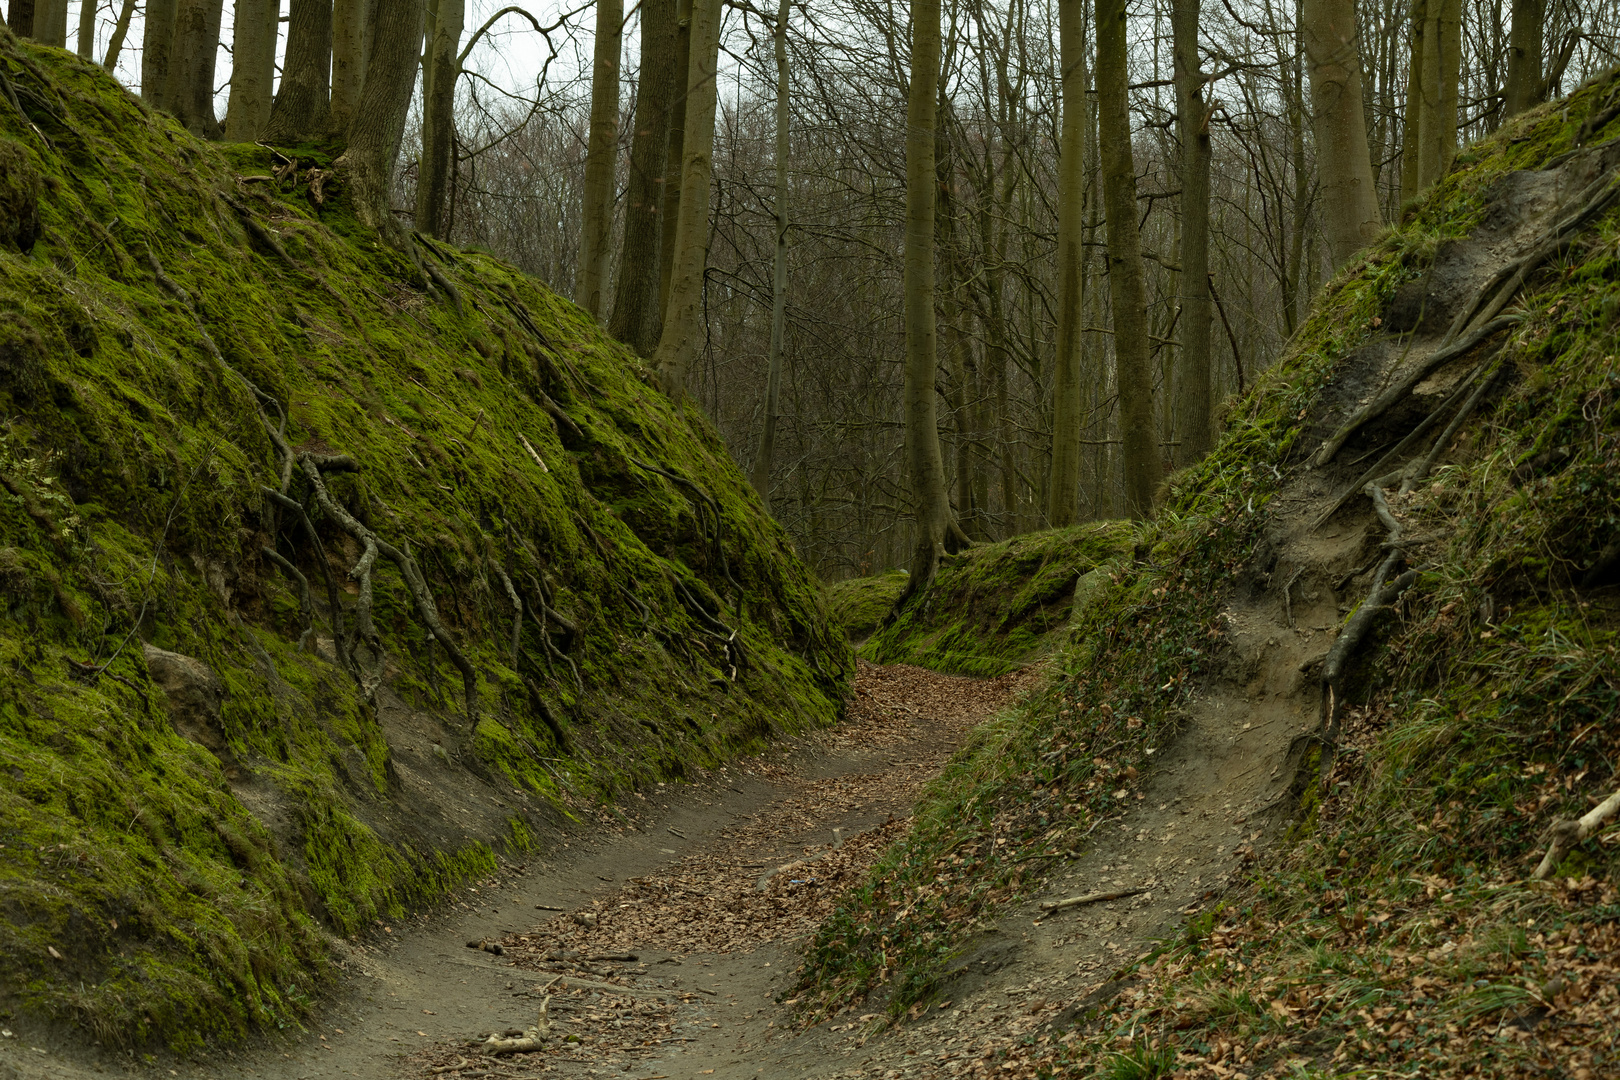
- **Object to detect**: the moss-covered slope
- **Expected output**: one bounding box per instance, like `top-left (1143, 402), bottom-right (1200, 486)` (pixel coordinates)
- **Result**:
top-left (794, 72), bottom-right (1620, 1073)
top-left (0, 33), bottom-right (846, 1051)
top-left (854, 523), bottom-right (1135, 676)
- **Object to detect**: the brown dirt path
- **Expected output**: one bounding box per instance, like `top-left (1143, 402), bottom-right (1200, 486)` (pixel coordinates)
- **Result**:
top-left (0, 663), bottom-right (1027, 1080)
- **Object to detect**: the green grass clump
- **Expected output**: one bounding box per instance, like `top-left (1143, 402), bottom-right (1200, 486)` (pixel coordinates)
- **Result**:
top-left (0, 32), bottom-right (847, 1051)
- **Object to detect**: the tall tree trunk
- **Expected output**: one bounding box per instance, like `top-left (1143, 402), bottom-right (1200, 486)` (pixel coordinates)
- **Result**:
top-left (32, 0), bottom-right (63, 45)
top-left (166, 0), bottom-right (224, 137)
top-left (1411, 0), bottom-right (1459, 189)
top-left (265, 0), bottom-right (334, 144)
top-left (102, 0), bottom-right (137, 70)
top-left (330, 0), bottom-right (371, 134)
top-left (337, 0), bottom-right (424, 243)
top-left (1048, 0), bottom-right (1086, 526)
top-left (1097, 0), bottom-right (1158, 519)
top-left (1400, 0), bottom-right (1423, 202)
top-left (8, 0), bottom-right (35, 38)
top-left (609, 0), bottom-right (676, 354)
top-left (896, 0), bottom-right (958, 597)
top-left (1502, 0), bottom-right (1544, 119)
top-left (576, 0), bottom-right (624, 317)
top-left (658, 0), bottom-right (693, 320)
top-left (648, 0), bottom-right (721, 396)
top-left (225, 0), bottom-right (278, 140)
top-left (751, 0), bottom-right (790, 500)
top-left (141, 0), bottom-right (176, 108)
top-left (1172, 0), bottom-right (1212, 467)
top-left (417, 0), bottom-right (464, 238)
top-left (1302, 0), bottom-right (1381, 266)
top-left (75, 0), bottom-right (93, 57)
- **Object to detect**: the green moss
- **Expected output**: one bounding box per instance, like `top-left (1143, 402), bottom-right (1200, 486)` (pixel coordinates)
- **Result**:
top-left (0, 32), bottom-right (848, 1051)
top-left (824, 570), bottom-right (907, 643)
top-left (863, 523), bottom-right (1136, 676)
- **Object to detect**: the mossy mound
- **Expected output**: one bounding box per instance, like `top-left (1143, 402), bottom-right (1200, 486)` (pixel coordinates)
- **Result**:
top-left (0, 33), bottom-right (846, 1051)
top-left (794, 72), bottom-right (1620, 1053)
top-left (823, 570), bottom-right (907, 644)
top-left (859, 523), bottom-right (1135, 676)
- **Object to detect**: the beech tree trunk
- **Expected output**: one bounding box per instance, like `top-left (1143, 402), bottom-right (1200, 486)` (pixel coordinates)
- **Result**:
top-left (649, 0), bottom-right (721, 396)
top-left (166, 0), bottom-right (225, 137)
top-left (1411, 0), bottom-right (1460, 190)
top-left (576, 0), bottom-right (623, 317)
top-left (1097, 0), bottom-right (1158, 519)
top-left (1502, 0), bottom-right (1544, 119)
top-left (658, 0), bottom-right (693, 320)
top-left (751, 0), bottom-right (791, 500)
top-left (32, 0), bottom-right (63, 46)
top-left (74, 0), bottom-right (92, 57)
top-left (1173, 0), bottom-right (1212, 467)
top-left (140, 0), bottom-right (177, 109)
top-left (8, 0), bottom-right (35, 38)
top-left (1047, 0), bottom-right (1085, 527)
top-left (265, 0), bottom-right (334, 144)
top-left (897, 0), bottom-right (959, 594)
top-left (1400, 0), bottom-right (1423, 202)
top-left (1301, 0), bottom-right (1382, 265)
top-left (609, 0), bottom-right (677, 355)
top-left (102, 0), bottom-right (137, 71)
top-left (417, 0), bottom-right (464, 238)
top-left (225, 0), bottom-right (278, 141)
top-left (330, 0), bottom-right (371, 134)
top-left (337, 0), bottom-right (424, 243)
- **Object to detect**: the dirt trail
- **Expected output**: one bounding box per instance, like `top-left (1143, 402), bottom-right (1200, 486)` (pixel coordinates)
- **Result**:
top-left (0, 663), bottom-right (1028, 1080)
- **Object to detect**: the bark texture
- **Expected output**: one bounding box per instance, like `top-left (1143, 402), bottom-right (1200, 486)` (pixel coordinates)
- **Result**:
top-left (658, 0), bottom-right (693, 320)
top-left (1047, 0), bottom-right (1085, 527)
top-left (608, 0), bottom-right (677, 354)
top-left (166, 0), bottom-right (225, 138)
top-left (74, 0), bottom-right (92, 57)
top-left (31, 0), bottom-right (62, 45)
top-left (140, 0), bottom-right (177, 109)
top-left (417, 0), bottom-right (464, 238)
top-left (102, 0), bottom-right (137, 71)
top-left (265, 0), bottom-right (334, 144)
top-left (751, 0), bottom-right (791, 500)
top-left (648, 0), bottom-right (721, 396)
top-left (1172, 0), bottom-right (1212, 467)
top-left (1301, 0), bottom-right (1382, 265)
top-left (225, 0), bottom-right (279, 141)
top-left (8, 0), bottom-right (35, 38)
top-left (1097, 0), bottom-right (1158, 519)
top-left (337, 0), bottom-right (424, 243)
top-left (576, 0), bottom-right (624, 317)
top-left (330, 0), bottom-right (371, 134)
top-left (898, 0), bottom-right (957, 589)
top-left (1502, 0), bottom-right (1544, 119)
top-left (1411, 0), bottom-right (1460, 190)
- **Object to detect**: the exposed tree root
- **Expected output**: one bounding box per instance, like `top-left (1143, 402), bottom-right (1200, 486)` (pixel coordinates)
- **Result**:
top-left (300, 454), bottom-right (480, 720)
top-left (1321, 485), bottom-right (1420, 755)
top-left (1534, 787), bottom-right (1620, 879)
top-left (1402, 360), bottom-right (1506, 494)
top-left (261, 546), bottom-right (314, 650)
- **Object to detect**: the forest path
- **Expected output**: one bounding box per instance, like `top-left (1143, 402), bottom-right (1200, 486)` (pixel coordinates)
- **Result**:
top-left (0, 662), bottom-right (1025, 1080)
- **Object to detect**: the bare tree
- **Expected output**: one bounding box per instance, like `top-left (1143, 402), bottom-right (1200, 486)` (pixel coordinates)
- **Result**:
top-left (1502, 0), bottom-right (1544, 118)
top-left (1048, 0), bottom-right (1086, 526)
top-left (338, 0), bottom-right (424, 242)
top-left (651, 0), bottom-right (723, 395)
top-left (266, 0), bottom-right (334, 143)
top-left (577, 0), bottom-right (624, 317)
top-left (226, 0), bottom-right (279, 140)
top-left (331, 0), bottom-right (372, 134)
top-left (1173, 0), bottom-right (1212, 466)
top-left (611, 0), bottom-right (679, 354)
top-left (1301, 0), bottom-right (1380, 264)
top-left (418, 0), bottom-right (465, 238)
top-left (752, 0), bottom-right (792, 500)
top-left (141, 0), bottom-right (177, 109)
top-left (166, 0), bottom-right (225, 137)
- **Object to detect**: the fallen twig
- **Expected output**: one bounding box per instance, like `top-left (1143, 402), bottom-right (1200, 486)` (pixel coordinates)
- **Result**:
top-left (1039, 886), bottom-right (1149, 912)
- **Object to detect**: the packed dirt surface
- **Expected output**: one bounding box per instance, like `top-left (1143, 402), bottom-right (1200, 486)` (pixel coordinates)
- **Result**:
top-left (0, 663), bottom-right (1029, 1080)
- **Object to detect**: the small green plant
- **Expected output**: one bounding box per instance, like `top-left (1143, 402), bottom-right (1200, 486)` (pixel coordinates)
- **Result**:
top-left (1101, 1042), bottom-right (1176, 1080)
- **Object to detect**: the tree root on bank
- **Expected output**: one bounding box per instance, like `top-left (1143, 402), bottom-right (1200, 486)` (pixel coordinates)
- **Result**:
top-left (299, 454), bottom-right (480, 720)
top-left (1533, 788), bottom-right (1620, 879)
top-left (260, 546), bottom-right (313, 650)
top-left (1313, 159), bottom-right (1620, 472)
top-left (1320, 485), bottom-right (1421, 760)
